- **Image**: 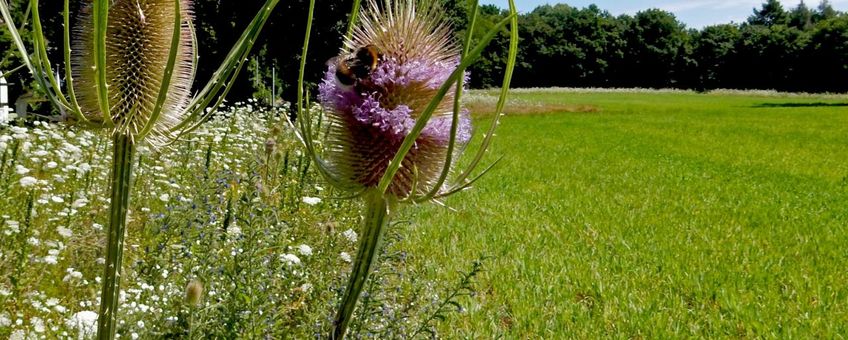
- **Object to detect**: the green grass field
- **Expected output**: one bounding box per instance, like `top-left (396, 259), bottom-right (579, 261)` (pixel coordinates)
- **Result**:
top-left (401, 90), bottom-right (848, 337)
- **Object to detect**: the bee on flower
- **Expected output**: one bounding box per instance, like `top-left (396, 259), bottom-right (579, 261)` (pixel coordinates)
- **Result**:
top-left (299, 0), bottom-right (517, 338)
top-left (318, 0), bottom-right (472, 199)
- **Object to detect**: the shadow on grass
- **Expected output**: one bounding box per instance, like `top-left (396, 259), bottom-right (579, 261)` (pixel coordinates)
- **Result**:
top-left (753, 102), bottom-right (848, 108)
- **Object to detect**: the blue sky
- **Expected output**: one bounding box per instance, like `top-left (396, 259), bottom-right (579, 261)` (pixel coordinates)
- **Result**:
top-left (480, 0), bottom-right (848, 28)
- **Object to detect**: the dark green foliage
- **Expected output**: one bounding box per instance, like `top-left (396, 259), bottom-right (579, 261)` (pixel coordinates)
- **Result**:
top-left (789, 1), bottom-right (814, 30)
top-left (473, 0), bottom-right (848, 92)
top-left (804, 15), bottom-right (848, 91)
top-left (748, 0), bottom-right (790, 26)
top-left (692, 24), bottom-right (740, 89)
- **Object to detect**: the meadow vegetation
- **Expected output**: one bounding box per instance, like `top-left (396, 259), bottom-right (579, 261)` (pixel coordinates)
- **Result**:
top-left (0, 102), bottom-right (482, 338)
top-left (0, 89), bottom-right (846, 338)
top-left (404, 89), bottom-right (848, 337)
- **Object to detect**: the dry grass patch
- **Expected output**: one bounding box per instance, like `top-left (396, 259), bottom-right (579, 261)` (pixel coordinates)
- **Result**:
top-left (465, 93), bottom-right (599, 118)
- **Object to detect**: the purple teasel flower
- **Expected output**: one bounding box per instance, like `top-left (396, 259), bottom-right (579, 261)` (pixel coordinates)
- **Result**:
top-left (318, 0), bottom-right (472, 199)
top-left (308, 0), bottom-right (519, 337)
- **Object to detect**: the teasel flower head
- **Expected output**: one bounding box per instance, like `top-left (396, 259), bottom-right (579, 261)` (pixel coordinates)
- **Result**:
top-left (184, 280), bottom-right (204, 306)
top-left (318, 0), bottom-right (472, 199)
top-left (73, 0), bottom-right (195, 145)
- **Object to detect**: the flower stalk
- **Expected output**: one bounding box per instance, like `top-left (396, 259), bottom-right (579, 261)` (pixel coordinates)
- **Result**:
top-left (332, 190), bottom-right (390, 339)
top-left (98, 133), bottom-right (135, 338)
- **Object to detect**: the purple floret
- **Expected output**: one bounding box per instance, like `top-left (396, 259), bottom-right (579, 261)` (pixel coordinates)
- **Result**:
top-left (352, 96), bottom-right (415, 138)
top-left (318, 58), bottom-right (471, 145)
top-left (370, 57), bottom-right (458, 90)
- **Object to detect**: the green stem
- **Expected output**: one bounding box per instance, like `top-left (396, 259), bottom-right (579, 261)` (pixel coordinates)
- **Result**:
top-left (331, 190), bottom-right (390, 339)
top-left (97, 133), bottom-right (136, 340)
top-left (344, 0), bottom-right (361, 41)
top-left (188, 308), bottom-right (195, 340)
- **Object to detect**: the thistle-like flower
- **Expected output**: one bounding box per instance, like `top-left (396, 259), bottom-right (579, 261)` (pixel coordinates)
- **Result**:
top-left (300, 0), bottom-right (518, 337)
top-left (1, 1), bottom-right (282, 339)
top-left (319, 0), bottom-right (471, 199)
top-left (184, 280), bottom-right (204, 306)
top-left (72, 0), bottom-right (195, 145)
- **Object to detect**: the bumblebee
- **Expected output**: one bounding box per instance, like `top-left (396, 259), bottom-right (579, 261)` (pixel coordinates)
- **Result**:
top-left (334, 45), bottom-right (381, 87)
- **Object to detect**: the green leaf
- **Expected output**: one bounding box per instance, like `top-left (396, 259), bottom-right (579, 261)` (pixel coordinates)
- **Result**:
top-left (92, 0), bottom-right (114, 127)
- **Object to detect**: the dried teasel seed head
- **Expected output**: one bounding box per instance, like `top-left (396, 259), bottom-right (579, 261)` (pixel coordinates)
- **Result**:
top-left (185, 280), bottom-right (203, 306)
top-left (73, 0), bottom-right (195, 145)
top-left (318, 0), bottom-right (471, 199)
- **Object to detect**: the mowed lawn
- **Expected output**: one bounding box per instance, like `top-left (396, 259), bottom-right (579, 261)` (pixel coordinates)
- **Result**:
top-left (399, 90), bottom-right (848, 337)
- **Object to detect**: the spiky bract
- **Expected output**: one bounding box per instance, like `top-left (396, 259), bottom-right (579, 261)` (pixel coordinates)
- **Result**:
top-left (73, 0), bottom-right (195, 144)
top-left (319, 0), bottom-right (471, 199)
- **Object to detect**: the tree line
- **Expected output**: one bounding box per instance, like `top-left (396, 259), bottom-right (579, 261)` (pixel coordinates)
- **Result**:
top-left (471, 0), bottom-right (848, 92)
top-left (2, 0), bottom-right (847, 109)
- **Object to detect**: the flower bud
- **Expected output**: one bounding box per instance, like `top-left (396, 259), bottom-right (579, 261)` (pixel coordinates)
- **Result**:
top-left (185, 280), bottom-right (203, 306)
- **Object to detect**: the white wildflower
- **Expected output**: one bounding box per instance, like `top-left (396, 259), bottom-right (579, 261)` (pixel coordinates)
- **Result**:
top-left (15, 165), bottom-right (30, 175)
top-left (302, 196), bottom-right (322, 205)
top-left (226, 225), bottom-right (242, 237)
top-left (159, 193), bottom-right (170, 202)
top-left (342, 229), bottom-right (358, 243)
top-left (9, 329), bottom-right (26, 340)
top-left (72, 198), bottom-right (88, 208)
top-left (19, 176), bottom-right (38, 187)
top-left (5, 220), bottom-right (20, 235)
top-left (43, 255), bottom-right (58, 265)
top-left (63, 268), bottom-right (83, 282)
top-left (66, 311), bottom-right (98, 337)
top-left (57, 226), bottom-right (73, 238)
top-left (340, 252), bottom-right (352, 263)
top-left (31, 317), bottom-right (45, 333)
top-left (281, 253), bottom-right (301, 265)
top-left (297, 244), bottom-right (313, 256)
